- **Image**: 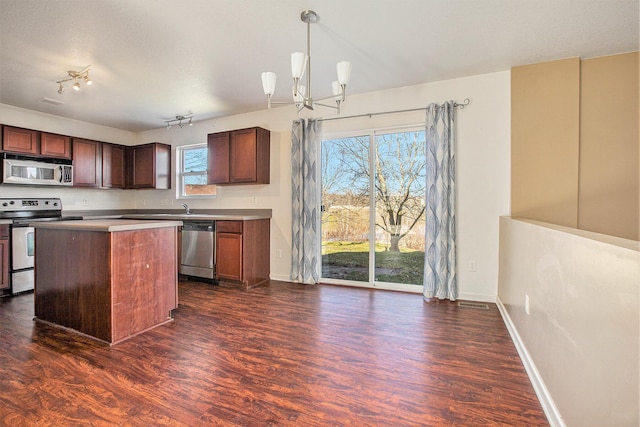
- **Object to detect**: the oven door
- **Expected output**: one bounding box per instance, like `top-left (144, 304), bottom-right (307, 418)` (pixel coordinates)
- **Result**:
top-left (11, 226), bottom-right (35, 294)
top-left (12, 226), bottom-right (34, 270)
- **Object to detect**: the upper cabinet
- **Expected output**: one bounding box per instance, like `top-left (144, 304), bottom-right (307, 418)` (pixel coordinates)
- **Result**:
top-left (1, 124), bottom-right (172, 191)
top-left (72, 138), bottom-right (102, 187)
top-left (2, 126), bottom-right (38, 155)
top-left (127, 143), bottom-right (171, 189)
top-left (102, 143), bottom-right (126, 189)
top-left (2, 126), bottom-right (71, 159)
top-left (41, 133), bottom-right (71, 159)
top-left (207, 127), bottom-right (270, 185)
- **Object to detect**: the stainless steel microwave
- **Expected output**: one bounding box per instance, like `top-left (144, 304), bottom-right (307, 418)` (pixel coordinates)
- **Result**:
top-left (2, 158), bottom-right (73, 186)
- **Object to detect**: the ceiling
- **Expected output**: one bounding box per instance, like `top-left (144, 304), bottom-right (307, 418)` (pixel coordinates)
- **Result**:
top-left (0, 0), bottom-right (638, 132)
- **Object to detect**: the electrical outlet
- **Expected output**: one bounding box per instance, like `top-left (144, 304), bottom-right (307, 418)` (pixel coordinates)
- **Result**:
top-left (252, 196), bottom-right (257, 205)
top-left (525, 294), bottom-right (530, 315)
top-left (277, 249), bottom-right (282, 258)
top-left (469, 260), bottom-right (477, 272)
top-left (82, 199), bottom-right (88, 206)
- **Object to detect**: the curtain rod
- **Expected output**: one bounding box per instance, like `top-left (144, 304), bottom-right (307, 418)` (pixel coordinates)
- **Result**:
top-left (318, 98), bottom-right (470, 123)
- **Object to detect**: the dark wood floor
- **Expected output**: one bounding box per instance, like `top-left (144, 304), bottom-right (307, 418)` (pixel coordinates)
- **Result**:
top-left (0, 279), bottom-right (548, 426)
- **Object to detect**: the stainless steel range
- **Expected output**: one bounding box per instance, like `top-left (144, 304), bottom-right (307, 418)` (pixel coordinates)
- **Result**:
top-left (0, 198), bottom-right (81, 294)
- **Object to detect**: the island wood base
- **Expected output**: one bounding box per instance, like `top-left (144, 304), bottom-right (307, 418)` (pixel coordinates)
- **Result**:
top-left (34, 224), bottom-right (179, 344)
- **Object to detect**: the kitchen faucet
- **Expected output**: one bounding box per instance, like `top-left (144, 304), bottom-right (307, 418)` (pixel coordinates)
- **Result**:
top-left (181, 203), bottom-right (190, 215)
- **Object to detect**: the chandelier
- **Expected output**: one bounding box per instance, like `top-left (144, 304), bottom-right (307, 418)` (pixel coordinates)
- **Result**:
top-left (261, 10), bottom-right (352, 114)
top-left (56, 65), bottom-right (92, 94)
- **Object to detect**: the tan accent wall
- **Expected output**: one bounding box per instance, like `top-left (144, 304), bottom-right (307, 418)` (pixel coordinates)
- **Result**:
top-left (578, 52), bottom-right (639, 240)
top-left (511, 58), bottom-right (581, 227)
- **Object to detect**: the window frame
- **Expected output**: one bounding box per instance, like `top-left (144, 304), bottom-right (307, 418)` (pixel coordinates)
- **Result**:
top-left (176, 143), bottom-right (217, 199)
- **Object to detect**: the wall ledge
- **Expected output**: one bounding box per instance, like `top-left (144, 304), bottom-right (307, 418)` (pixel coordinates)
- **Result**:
top-left (504, 216), bottom-right (639, 251)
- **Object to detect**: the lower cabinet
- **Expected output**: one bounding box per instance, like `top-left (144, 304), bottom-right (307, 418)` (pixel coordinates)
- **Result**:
top-left (0, 225), bottom-right (8, 290)
top-left (216, 221), bottom-right (243, 281)
top-left (216, 219), bottom-right (270, 287)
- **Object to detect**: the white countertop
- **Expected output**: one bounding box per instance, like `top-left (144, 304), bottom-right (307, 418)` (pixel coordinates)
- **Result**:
top-left (0, 219), bottom-right (12, 225)
top-left (31, 219), bottom-right (183, 232)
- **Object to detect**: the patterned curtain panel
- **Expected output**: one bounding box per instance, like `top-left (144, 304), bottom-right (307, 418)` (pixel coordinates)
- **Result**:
top-left (423, 101), bottom-right (457, 300)
top-left (291, 118), bottom-right (321, 284)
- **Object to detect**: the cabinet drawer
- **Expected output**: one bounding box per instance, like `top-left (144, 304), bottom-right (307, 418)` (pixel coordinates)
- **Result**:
top-left (216, 220), bottom-right (242, 234)
top-left (0, 225), bottom-right (8, 239)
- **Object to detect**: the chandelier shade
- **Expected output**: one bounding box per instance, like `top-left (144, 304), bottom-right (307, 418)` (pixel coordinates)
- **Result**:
top-left (261, 10), bottom-right (351, 114)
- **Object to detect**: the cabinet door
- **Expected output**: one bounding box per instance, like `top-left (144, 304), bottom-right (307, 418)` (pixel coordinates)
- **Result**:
top-left (207, 132), bottom-right (230, 184)
top-left (2, 126), bottom-right (39, 155)
top-left (41, 133), bottom-right (71, 159)
top-left (216, 232), bottom-right (242, 281)
top-left (230, 128), bottom-right (257, 183)
top-left (127, 143), bottom-right (171, 189)
top-left (102, 143), bottom-right (125, 188)
top-left (131, 144), bottom-right (155, 188)
top-left (73, 138), bottom-right (102, 187)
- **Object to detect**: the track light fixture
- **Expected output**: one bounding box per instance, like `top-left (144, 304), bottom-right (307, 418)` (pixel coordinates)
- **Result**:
top-left (261, 10), bottom-right (351, 115)
top-left (56, 66), bottom-right (92, 94)
top-left (164, 114), bottom-right (194, 129)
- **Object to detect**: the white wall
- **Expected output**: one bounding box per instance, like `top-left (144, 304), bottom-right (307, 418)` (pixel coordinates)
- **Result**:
top-left (497, 217), bottom-right (639, 427)
top-left (1, 69), bottom-right (510, 301)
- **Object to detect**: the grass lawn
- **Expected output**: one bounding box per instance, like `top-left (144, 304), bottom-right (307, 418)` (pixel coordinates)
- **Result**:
top-left (321, 241), bottom-right (424, 285)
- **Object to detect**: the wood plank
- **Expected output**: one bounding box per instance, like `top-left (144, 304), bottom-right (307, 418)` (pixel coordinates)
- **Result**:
top-left (0, 280), bottom-right (548, 426)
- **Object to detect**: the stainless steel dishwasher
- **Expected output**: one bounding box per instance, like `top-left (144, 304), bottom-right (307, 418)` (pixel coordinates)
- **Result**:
top-left (180, 221), bottom-right (216, 281)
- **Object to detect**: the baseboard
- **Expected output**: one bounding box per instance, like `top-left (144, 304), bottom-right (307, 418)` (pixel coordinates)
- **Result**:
top-left (496, 297), bottom-right (565, 427)
top-left (457, 292), bottom-right (496, 303)
top-left (269, 273), bottom-right (294, 283)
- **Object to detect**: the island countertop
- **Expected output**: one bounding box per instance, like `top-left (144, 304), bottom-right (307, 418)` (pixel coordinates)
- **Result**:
top-left (31, 219), bottom-right (183, 232)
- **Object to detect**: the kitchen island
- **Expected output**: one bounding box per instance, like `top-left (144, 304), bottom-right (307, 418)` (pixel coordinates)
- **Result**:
top-left (33, 219), bottom-right (181, 344)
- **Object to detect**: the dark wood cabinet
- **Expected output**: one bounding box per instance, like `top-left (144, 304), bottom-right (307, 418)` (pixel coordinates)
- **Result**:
top-left (34, 225), bottom-right (178, 344)
top-left (216, 219), bottom-right (270, 287)
top-left (72, 138), bottom-right (102, 187)
top-left (2, 124), bottom-right (172, 191)
top-left (207, 132), bottom-right (230, 184)
top-left (2, 126), bottom-right (71, 159)
top-left (40, 132), bottom-right (71, 159)
top-left (102, 143), bottom-right (125, 189)
top-left (216, 221), bottom-right (243, 281)
top-left (2, 126), bottom-right (39, 155)
top-left (0, 225), bottom-right (8, 291)
top-left (207, 127), bottom-right (270, 185)
top-left (127, 143), bottom-right (171, 189)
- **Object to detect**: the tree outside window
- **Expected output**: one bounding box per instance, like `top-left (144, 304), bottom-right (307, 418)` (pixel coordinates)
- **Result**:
top-left (179, 145), bottom-right (216, 198)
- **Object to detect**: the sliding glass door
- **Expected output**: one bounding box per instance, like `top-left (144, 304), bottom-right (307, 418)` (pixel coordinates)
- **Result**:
top-left (320, 128), bottom-right (426, 291)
